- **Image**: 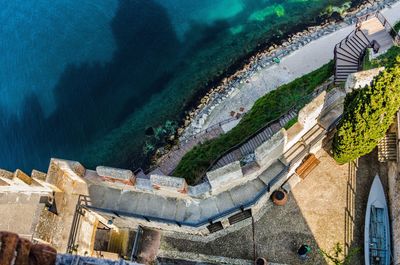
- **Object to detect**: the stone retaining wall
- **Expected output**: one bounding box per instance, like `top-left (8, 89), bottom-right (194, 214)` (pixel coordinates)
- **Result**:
top-left (0, 85), bottom-right (351, 242)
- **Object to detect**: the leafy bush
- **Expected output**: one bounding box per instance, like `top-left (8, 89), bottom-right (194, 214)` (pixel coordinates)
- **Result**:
top-left (369, 45), bottom-right (400, 68)
top-left (174, 61), bottom-right (334, 184)
top-left (332, 58), bottom-right (400, 164)
top-left (319, 242), bottom-right (360, 265)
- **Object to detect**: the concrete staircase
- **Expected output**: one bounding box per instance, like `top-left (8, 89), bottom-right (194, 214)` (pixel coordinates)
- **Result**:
top-left (334, 14), bottom-right (396, 84)
top-left (334, 29), bottom-right (370, 84)
top-left (210, 109), bottom-right (298, 171)
top-left (378, 133), bottom-right (397, 162)
top-left (0, 168), bottom-right (55, 193)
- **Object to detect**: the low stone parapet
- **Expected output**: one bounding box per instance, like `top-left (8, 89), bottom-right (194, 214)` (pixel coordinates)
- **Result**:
top-left (207, 161), bottom-right (243, 195)
top-left (96, 166), bottom-right (135, 186)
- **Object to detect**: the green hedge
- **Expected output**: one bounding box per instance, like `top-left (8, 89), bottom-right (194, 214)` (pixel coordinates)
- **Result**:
top-left (369, 46), bottom-right (400, 69)
top-left (332, 59), bottom-right (400, 164)
top-left (174, 61), bottom-right (334, 184)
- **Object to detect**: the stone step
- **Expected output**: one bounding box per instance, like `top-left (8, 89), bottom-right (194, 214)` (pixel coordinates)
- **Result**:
top-left (336, 51), bottom-right (360, 64)
top-left (337, 45), bottom-right (360, 60)
top-left (355, 30), bottom-right (371, 46)
top-left (228, 209), bottom-right (252, 225)
top-left (347, 37), bottom-right (364, 54)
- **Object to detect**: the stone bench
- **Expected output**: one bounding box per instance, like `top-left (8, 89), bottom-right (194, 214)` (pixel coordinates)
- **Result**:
top-left (295, 154), bottom-right (320, 179)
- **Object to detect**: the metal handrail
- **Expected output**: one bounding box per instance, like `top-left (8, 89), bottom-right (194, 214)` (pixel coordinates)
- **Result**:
top-left (376, 11), bottom-right (400, 43)
top-left (204, 106), bottom-right (296, 167)
top-left (202, 80), bottom-right (332, 176)
top-left (356, 10), bottom-right (400, 44)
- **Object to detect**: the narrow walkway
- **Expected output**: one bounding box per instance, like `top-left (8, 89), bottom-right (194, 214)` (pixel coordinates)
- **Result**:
top-left (156, 126), bottom-right (224, 175)
top-left (360, 16), bottom-right (394, 53)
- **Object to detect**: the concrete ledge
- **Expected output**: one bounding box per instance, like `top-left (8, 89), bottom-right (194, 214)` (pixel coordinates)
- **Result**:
top-left (207, 161), bottom-right (243, 194)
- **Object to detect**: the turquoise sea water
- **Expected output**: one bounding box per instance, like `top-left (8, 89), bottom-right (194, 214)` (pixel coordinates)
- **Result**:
top-left (0, 0), bottom-right (347, 172)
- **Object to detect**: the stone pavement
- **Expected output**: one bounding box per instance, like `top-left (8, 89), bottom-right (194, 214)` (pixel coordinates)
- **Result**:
top-left (136, 228), bottom-right (161, 264)
top-left (159, 149), bottom-right (388, 265)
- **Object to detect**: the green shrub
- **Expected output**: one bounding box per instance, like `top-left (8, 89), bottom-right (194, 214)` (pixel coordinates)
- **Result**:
top-left (362, 48), bottom-right (373, 70)
top-left (174, 61), bottom-right (334, 184)
top-left (332, 58), bottom-right (400, 164)
top-left (319, 242), bottom-right (360, 265)
top-left (369, 45), bottom-right (400, 68)
top-left (284, 116), bottom-right (298, 130)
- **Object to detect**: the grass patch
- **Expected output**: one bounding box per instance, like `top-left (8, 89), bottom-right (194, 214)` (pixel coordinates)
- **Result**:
top-left (362, 48), bottom-right (374, 70)
top-left (174, 61), bottom-right (334, 184)
top-left (369, 45), bottom-right (400, 68)
top-left (284, 116), bottom-right (298, 130)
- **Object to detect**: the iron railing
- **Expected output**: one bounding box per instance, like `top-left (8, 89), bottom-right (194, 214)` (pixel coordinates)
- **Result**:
top-left (357, 10), bottom-right (400, 44)
top-left (202, 79), bottom-right (332, 175)
top-left (67, 195), bottom-right (91, 253)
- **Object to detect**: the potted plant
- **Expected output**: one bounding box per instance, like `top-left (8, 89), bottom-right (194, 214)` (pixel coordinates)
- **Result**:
top-left (272, 189), bottom-right (288, 206)
top-left (255, 257), bottom-right (268, 265)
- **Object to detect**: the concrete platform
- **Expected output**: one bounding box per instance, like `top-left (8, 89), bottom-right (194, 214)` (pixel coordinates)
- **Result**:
top-left (160, 149), bottom-right (388, 264)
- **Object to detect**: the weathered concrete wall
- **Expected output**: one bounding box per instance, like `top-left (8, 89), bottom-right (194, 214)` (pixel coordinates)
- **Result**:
top-left (285, 92), bottom-right (326, 151)
top-left (255, 129), bottom-right (286, 170)
top-left (34, 159), bottom-right (90, 252)
top-left (207, 161), bottom-right (243, 195)
top-left (0, 192), bottom-right (44, 235)
top-left (96, 166), bottom-right (135, 186)
top-left (149, 174), bottom-right (188, 197)
top-left (0, 169), bottom-right (13, 179)
top-left (298, 91), bottom-right (326, 131)
top-left (345, 67), bottom-right (384, 93)
top-left (46, 159), bottom-right (88, 195)
top-left (74, 210), bottom-right (99, 256)
top-left (319, 88), bottom-right (346, 117)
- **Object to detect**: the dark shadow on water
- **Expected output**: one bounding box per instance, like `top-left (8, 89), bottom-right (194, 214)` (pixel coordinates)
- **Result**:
top-left (0, 0), bottom-right (181, 172)
top-left (0, 0), bottom-right (358, 173)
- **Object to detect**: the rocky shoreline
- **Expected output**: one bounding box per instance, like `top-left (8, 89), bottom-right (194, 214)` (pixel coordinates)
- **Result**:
top-left (176, 0), bottom-right (398, 140)
top-left (152, 0), bottom-right (399, 166)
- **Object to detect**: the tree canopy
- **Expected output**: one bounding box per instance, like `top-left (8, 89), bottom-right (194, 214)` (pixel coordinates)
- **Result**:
top-left (332, 58), bottom-right (400, 164)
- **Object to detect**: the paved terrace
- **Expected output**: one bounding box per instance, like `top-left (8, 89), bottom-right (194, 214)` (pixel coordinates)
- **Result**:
top-left (159, 149), bottom-right (389, 265)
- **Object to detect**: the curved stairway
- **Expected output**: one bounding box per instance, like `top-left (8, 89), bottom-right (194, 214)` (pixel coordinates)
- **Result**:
top-left (334, 29), bottom-right (371, 84)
